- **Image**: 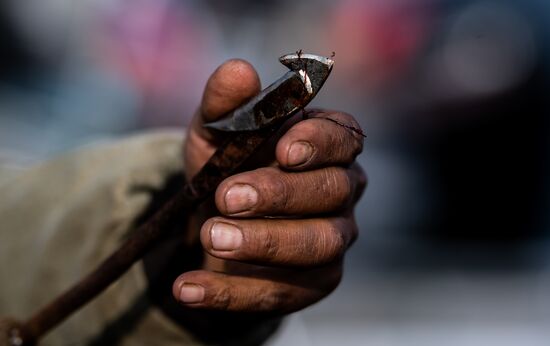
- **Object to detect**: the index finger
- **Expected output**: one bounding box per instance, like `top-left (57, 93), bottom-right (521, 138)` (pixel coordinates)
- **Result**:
top-left (275, 110), bottom-right (364, 170)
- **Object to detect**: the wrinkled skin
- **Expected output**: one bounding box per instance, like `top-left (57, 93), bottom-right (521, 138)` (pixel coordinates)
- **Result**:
top-left (172, 59), bottom-right (367, 315)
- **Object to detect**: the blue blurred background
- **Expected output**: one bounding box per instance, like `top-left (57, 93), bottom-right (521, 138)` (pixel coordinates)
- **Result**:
top-left (2, 0), bottom-right (550, 345)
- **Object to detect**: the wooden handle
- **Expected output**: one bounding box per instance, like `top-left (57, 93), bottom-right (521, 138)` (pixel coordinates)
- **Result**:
top-left (2, 128), bottom-right (277, 345)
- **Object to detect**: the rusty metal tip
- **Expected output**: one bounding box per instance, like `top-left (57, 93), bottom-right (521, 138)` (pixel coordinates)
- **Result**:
top-left (279, 53), bottom-right (334, 68)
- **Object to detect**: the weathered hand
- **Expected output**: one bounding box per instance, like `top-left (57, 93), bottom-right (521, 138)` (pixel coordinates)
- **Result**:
top-left (174, 59), bottom-right (366, 314)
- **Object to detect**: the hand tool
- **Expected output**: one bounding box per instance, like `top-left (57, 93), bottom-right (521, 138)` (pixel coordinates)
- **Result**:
top-left (0, 52), bottom-right (334, 346)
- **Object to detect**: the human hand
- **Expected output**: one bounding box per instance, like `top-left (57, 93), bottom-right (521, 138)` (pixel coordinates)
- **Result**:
top-left (174, 59), bottom-right (366, 314)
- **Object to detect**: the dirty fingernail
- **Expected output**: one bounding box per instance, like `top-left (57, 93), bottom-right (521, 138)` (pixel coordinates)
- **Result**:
top-left (211, 222), bottom-right (243, 251)
top-left (179, 283), bottom-right (205, 304)
top-left (225, 184), bottom-right (258, 214)
top-left (287, 141), bottom-right (313, 166)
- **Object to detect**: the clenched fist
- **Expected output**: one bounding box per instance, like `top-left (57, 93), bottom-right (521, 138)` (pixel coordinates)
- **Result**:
top-left (172, 58), bottom-right (366, 314)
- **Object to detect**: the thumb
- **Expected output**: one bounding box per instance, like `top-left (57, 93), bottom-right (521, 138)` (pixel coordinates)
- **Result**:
top-left (184, 59), bottom-right (261, 179)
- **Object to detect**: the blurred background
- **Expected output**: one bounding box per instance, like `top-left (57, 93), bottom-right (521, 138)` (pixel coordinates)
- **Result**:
top-left (2, 0), bottom-right (550, 345)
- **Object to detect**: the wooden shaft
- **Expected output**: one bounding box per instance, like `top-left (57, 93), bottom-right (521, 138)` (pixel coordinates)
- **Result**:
top-left (23, 189), bottom-right (195, 343)
top-left (10, 129), bottom-right (274, 345)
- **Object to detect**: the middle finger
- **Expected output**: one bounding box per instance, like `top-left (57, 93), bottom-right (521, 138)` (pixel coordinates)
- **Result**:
top-left (215, 165), bottom-right (364, 217)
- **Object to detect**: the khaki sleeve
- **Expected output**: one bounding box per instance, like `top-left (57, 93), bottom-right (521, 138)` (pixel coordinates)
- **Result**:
top-left (0, 130), bottom-right (204, 345)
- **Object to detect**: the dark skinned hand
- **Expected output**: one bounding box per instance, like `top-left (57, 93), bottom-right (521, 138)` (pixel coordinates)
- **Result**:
top-left (171, 59), bottom-right (366, 315)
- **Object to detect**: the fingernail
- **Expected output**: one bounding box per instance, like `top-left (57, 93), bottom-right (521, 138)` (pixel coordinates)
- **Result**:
top-left (179, 283), bottom-right (204, 304)
top-left (287, 141), bottom-right (313, 167)
top-left (211, 222), bottom-right (243, 251)
top-left (225, 184), bottom-right (258, 214)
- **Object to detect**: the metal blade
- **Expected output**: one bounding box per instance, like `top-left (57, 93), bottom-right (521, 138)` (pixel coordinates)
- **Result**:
top-left (204, 53), bottom-right (334, 132)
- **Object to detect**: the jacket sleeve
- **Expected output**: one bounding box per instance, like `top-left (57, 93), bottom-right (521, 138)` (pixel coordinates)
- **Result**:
top-left (0, 130), bottom-right (206, 346)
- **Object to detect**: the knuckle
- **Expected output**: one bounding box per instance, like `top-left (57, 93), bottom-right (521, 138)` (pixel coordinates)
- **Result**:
top-left (341, 167), bottom-right (354, 196)
top-left (257, 288), bottom-right (285, 312)
top-left (326, 226), bottom-right (347, 261)
top-left (261, 227), bottom-right (281, 261)
top-left (212, 285), bottom-right (232, 310)
top-left (259, 167), bottom-right (292, 211)
top-left (272, 176), bottom-right (292, 211)
top-left (333, 167), bottom-right (354, 204)
top-left (309, 167), bottom-right (352, 212)
top-left (316, 223), bottom-right (346, 264)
